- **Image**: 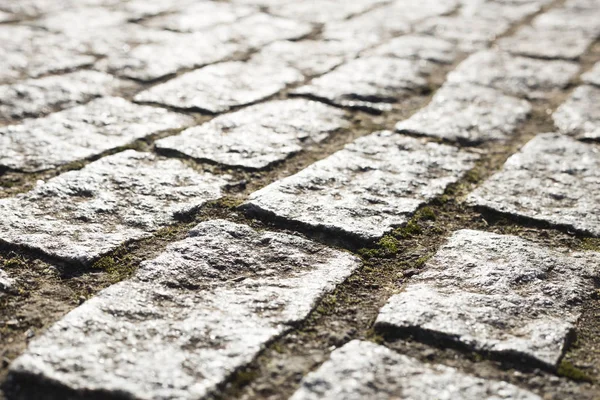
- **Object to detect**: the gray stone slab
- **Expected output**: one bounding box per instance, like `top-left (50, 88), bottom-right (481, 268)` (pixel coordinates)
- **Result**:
top-left (292, 57), bottom-right (431, 112)
top-left (134, 58), bottom-right (302, 113)
top-left (367, 34), bottom-right (458, 64)
top-left (156, 99), bottom-right (350, 169)
top-left (534, 7), bottom-right (600, 36)
top-left (447, 50), bottom-right (580, 99)
top-left (143, 1), bottom-right (255, 32)
top-left (376, 229), bottom-right (599, 367)
top-left (0, 71), bottom-right (131, 121)
top-left (242, 131), bottom-right (478, 241)
top-left (553, 85), bottom-right (600, 140)
top-left (10, 220), bottom-right (360, 399)
top-left (255, 39), bottom-right (363, 77)
top-left (291, 340), bottom-right (542, 400)
top-left (583, 62), bottom-right (600, 87)
top-left (32, 7), bottom-right (130, 35)
top-left (0, 97), bottom-right (194, 172)
top-left (468, 133), bottom-right (600, 236)
top-left (396, 83), bottom-right (531, 144)
top-left (269, 0), bottom-right (388, 23)
top-left (459, 0), bottom-right (541, 22)
top-left (0, 151), bottom-right (228, 264)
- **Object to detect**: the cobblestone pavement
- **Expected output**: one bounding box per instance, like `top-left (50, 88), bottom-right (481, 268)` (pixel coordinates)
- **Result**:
top-left (1, 0), bottom-right (600, 399)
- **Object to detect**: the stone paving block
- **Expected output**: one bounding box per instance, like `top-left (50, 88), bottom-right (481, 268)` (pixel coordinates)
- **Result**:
top-left (459, 0), bottom-right (541, 22)
top-left (553, 85), bottom-right (600, 140)
top-left (116, 0), bottom-right (197, 20)
top-left (0, 71), bottom-right (131, 121)
top-left (10, 220), bottom-right (360, 399)
top-left (156, 99), bottom-right (350, 169)
top-left (143, 1), bottom-right (255, 32)
top-left (376, 230), bottom-right (600, 367)
top-left (583, 62), bottom-right (600, 87)
top-left (534, 7), bottom-right (600, 36)
top-left (242, 131), bottom-right (478, 241)
top-left (468, 133), bottom-right (600, 236)
top-left (32, 7), bottom-right (130, 35)
top-left (447, 50), bottom-right (580, 99)
top-left (367, 34), bottom-right (458, 64)
top-left (0, 269), bottom-right (14, 293)
top-left (291, 340), bottom-right (542, 400)
top-left (0, 151), bottom-right (228, 264)
top-left (395, 83), bottom-right (531, 144)
top-left (268, 0), bottom-right (388, 24)
top-left (255, 40), bottom-right (363, 76)
top-left (134, 58), bottom-right (303, 113)
top-left (291, 57), bottom-right (431, 112)
top-left (0, 97), bottom-right (194, 172)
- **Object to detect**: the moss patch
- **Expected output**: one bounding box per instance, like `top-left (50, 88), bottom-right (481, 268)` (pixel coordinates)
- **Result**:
top-left (557, 360), bottom-right (594, 383)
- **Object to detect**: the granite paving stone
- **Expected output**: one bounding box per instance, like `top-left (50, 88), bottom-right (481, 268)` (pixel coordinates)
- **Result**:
top-left (291, 340), bottom-right (542, 400)
top-left (0, 71), bottom-right (132, 122)
top-left (396, 83), bottom-right (531, 144)
top-left (134, 58), bottom-right (303, 113)
top-left (32, 7), bottom-right (130, 35)
top-left (0, 97), bottom-right (194, 172)
top-left (468, 133), bottom-right (600, 235)
top-left (446, 50), bottom-right (580, 99)
top-left (242, 131), bottom-right (478, 241)
top-left (376, 229), bottom-right (600, 367)
top-left (268, 0), bottom-right (389, 24)
top-left (0, 269), bottom-right (14, 293)
top-left (553, 85), bottom-right (600, 140)
top-left (367, 34), bottom-right (458, 64)
top-left (10, 220), bottom-right (360, 399)
top-left (155, 99), bottom-right (350, 169)
top-left (291, 57), bottom-right (431, 112)
top-left (583, 62), bottom-right (600, 86)
top-left (0, 151), bottom-right (229, 264)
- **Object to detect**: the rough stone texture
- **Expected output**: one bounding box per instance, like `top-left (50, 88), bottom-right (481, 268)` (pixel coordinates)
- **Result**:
top-left (367, 34), bottom-right (458, 64)
top-left (396, 83), bottom-right (531, 144)
top-left (376, 230), bottom-right (600, 367)
top-left (0, 151), bottom-right (228, 264)
top-left (156, 99), bottom-right (350, 169)
top-left (32, 7), bottom-right (129, 35)
top-left (0, 26), bottom-right (95, 84)
top-left (0, 269), bottom-right (14, 293)
top-left (269, 0), bottom-right (388, 23)
top-left (468, 133), bottom-right (600, 236)
top-left (459, 0), bottom-right (541, 22)
top-left (0, 97), bottom-right (194, 172)
top-left (143, 1), bottom-right (255, 32)
top-left (242, 131), bottom-right (478, 241)
top-left (134, 58), bottom-right (303, 113)
top-left (447, 50), bottom-right (579, 99)
top-left (292, 57), bottom-right (431, 112)
top-left (534, 7), bottom-right (600, 36)
top-left (291, 340), bottom-right (542, 400)
top-left (255, 40), bottom-right (363, 77)
top-left (583, 62), bottom-right (600, 86)
top-left (10, 220), bottom-right (360, 399)
top-left (553, 85), bottom-right (600, 140)
top-left (0, 71), bottom-right (130, 121)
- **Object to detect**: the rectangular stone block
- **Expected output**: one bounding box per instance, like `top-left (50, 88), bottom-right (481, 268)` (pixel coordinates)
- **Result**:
top-left (367, 34), bottom-right (458, 64)
top-left (395, 83), bottom-right (531, 144)
top-left (0, 151), bottom-right (228, 264)
top-left (0, 97), bottom-right (194, 172)
top-left (10, 220), bottom-right (360, 399)
top-left (155, 99), bottom-right (350, 169)
top-left (242, 131), bottom-right (478, 241)
top-left (268, 0), bottom-right (388, 23)
top-left (376, 230), bottom-right (600, 367)
top-left (467, 133), bottom-right (600, 236)
top-left (583, 62), bottom-right (600, 87)
top-left (291, 340), bottom-right (542, 400)
top-left (553, 85), bottom-right (600, 140)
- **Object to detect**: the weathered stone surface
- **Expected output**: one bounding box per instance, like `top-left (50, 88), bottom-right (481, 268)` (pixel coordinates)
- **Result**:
top-left (0, 97), bottom-right (193, 172)
top-left (269, 0), bottom-right (388, 23)
top-left (242, 131), bottom-right (478, 241)
top-left (367, 34), bottom-right (458, 64)
top-left (0, 269), bottom-right (14, 293)
top-left (255, 40), bottom-right (363, 76)
top-left (396, 83), bottom-right (531, 144)
top-left (0, 26), bottom-right (95, 84)
top-left (553, 85), bottom-right (600, 140)
top-left (33, 7), bottom-right (129, 35)
top-left (459, 0), bottom-right (541, 22)
top-left (0, 71), bottom-right (130, 121)
top-left (10, 220), bottom-right (360, 399)
top-left (583, 62), bottom-right (600, 86)
top-left (376, 230), bottom-right (599, 367)
top-left (534, 7), bottom-right (600, 36)
top-left (143, 1), bottom-right (255, 32)
top-left (291, 340), bottom-right (542, 400)
top-left (292, 57), bottom-right (431, 112)
top-left (0, 151), bottom-right (228, 264)
top-left (468, 133), bottom-right (600, 236)
top-left (447, 50), bottom-right (579, 99)
top-left (134, 58), bottom-right (302, 113)
top-left (156, 99), bottom-right (349, 169)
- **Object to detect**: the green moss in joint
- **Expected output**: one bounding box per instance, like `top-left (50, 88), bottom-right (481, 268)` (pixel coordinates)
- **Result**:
top-left (581, 238), bottom-right (600, 252)
top-left (557, 360), bottom-right (593, 383)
